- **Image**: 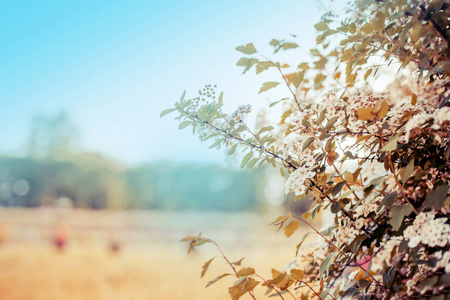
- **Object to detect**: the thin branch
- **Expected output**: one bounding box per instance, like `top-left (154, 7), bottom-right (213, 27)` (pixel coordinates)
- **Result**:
top-left (292, 216), bottom-right (388, 293)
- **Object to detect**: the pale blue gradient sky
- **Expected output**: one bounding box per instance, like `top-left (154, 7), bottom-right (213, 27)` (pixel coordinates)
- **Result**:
top-left (0, 0), bottom-right (344, 166)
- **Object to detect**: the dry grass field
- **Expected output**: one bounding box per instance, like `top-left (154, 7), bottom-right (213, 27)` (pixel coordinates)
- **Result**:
top-left (0, 208), bottom-right (315, 300)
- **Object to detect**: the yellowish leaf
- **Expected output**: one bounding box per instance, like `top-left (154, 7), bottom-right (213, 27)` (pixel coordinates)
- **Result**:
top-left (237, 268), bottom-right (255, 277)
top-left (290, 269), bottom-right (305, 280)
top-left (243, 278), bottom-right (259, 292)
top-left (376, 100), bottom-right (389, 120)
top-left (357, 107), bottom-right (374, 120)
top-left (344, 171), bottom-right (354, 185)
top-left (284, 219), bottom-right (300, 238)
top-left (201, 257), bottom-right (216, 278)
top-left (229, 278), bottom-right (259, 300)
top-left (411, 93), bottom-right (417, 106)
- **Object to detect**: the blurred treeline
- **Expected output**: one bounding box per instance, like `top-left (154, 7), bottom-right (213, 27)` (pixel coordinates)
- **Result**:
top-left (0, 112), bottom-right (262, 210)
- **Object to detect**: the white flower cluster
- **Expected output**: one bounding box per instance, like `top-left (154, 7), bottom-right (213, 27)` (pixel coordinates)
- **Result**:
top-left (354, 195), bottom-right (382, 218)
top-left (404, 250), bottom-right (450, 296)
top-left (403, 210), bottom-right (450, 248)
top-left (334, 221), bottom-right (362, 248)
top-left (228, 104), bottom-right (252, 123)
top-left (318, 90), bottom-right (347, 121)
top-left (431, 250), bottom-right (450, 273)
top-left (282, 135), bottom-right (320, 163)
top-left (371, 237), bottom-right (403, 272)
top-left (284, 165), bottom-right (316, 196)
top-left (283, 135), bottom-right (320, 196)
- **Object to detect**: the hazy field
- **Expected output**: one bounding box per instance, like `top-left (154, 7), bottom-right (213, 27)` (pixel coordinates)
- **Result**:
top-left (0, 208), bottom-right (314, 300)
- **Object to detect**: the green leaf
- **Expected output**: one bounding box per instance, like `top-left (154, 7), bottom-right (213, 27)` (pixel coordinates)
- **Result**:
top-left (241, 152), bottom-right (253, 168)
top-left (424, 185), bottom-right (450, 209)
top-left (382, 191), bottom-right (398, 209)
top-left (235, 43), bottom-right (257, 55)
top-left (160, 108), bottom-right (176, 118)
top-left (228, 144), bottom-right (238, 155)
top-left (236, 57), bottom-right (259, 74)
top-left (259, 82), bottom-right (280, 94)
top-left (218, 92), bottom-right (223, 105)
top-left (314, 21), bottom-right (329, 31)
top-left (389, 204), bottom-right (413, 231)
top-left (258, 126), bottom-right (274, 135)
top-left (302, 137), bottom-right (315, 151)
top-left (363, 259), bottom-right (373, 278)
top-left (178, 121), bottom-right (191, 130)
top-left (319, 252), bottom-right (334, 277)
top-left (246, 158), bottom-right (259, 168)
top-left (380, 135), bottom-right (398, 152)
top-left (331, 201), bottom-right (340, 213)
top-left (180, 90), bottom-right (186, 101)
top-left (269, 98), bottom-right (289, 108)
top-left (325, 116), bottom-right (339, 130)
top-left (400, 159), bottom-right (414, 184)
top-left (332, 181), bottom-right (346, 197)
top-left (209, 139), bottom-right (222, 149)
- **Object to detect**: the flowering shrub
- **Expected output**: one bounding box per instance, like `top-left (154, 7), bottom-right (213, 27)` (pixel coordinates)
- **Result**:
top-left (162, 0), bottom-right (450, 298)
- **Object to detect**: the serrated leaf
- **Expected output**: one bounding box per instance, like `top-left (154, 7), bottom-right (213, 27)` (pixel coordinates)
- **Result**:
top-left (284, 219), bottom-right (300, 238)
top-left (201, 257), bottom-right (216, 278)
top-left (389, 204), bottom-right (413, 231)
top-left (290, 269), bottom-right (304, 280)
top-left (235, 43), bottom-right (257, 55)
top-left (206, 273), bottom-right (231, 288)
top-left (178, 121), bottom-right (191, 130)
top-left (236, 57), bottom-right (259, 74)
top-left (259, 81), bottom-right (280, 94)
top-left (237, 268), bottom-right (255, 277)
top-left (243, 278), bottom-right (259, 292)
top-left (231, 257), bottom-right (245, 266)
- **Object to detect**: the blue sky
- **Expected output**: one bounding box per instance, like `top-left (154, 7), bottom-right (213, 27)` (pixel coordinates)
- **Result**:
top-left (0, 0), bottom-right (343, 166)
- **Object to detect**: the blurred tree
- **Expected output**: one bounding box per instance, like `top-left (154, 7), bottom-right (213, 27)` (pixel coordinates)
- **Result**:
top-left (28, 111), bottom-right (80, 159)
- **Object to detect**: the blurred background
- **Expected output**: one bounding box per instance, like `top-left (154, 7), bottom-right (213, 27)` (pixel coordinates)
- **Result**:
top-left (0, 1), bottom-right (340, 299)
